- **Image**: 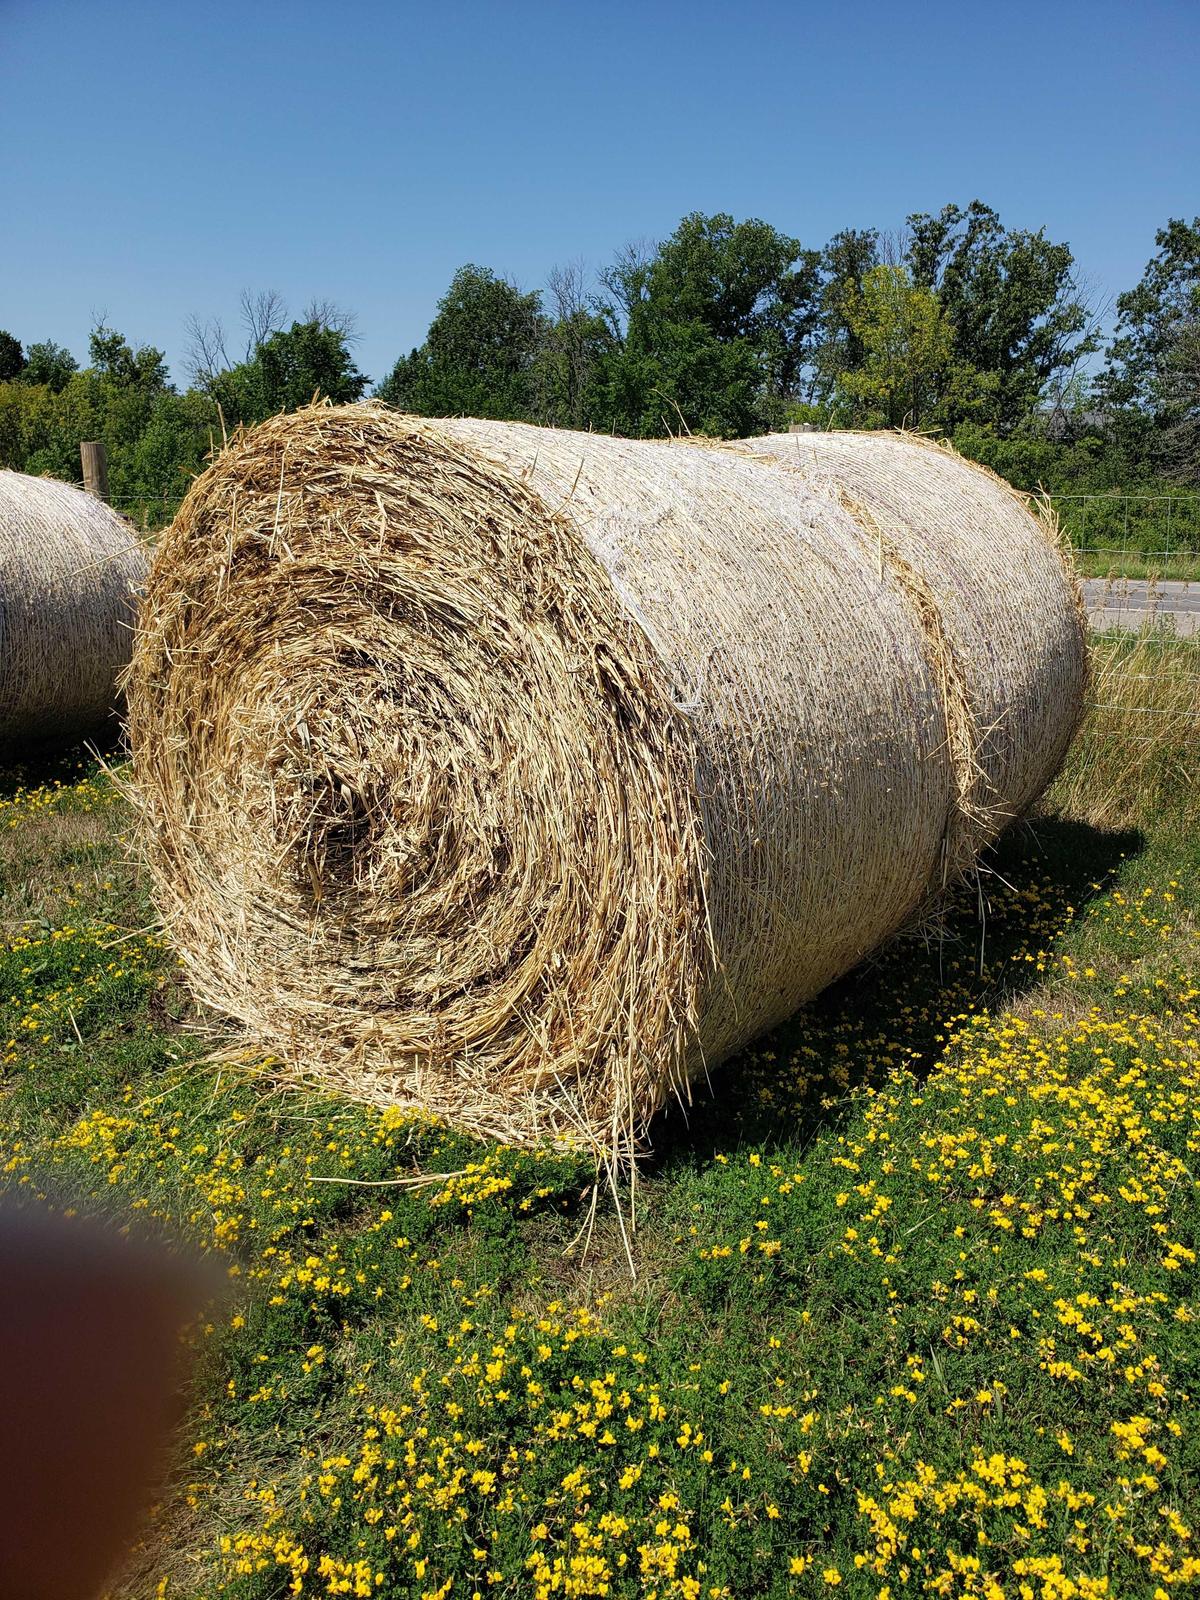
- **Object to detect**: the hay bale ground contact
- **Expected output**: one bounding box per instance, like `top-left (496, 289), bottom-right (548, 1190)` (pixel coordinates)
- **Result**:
top-left (1, 471), bottom-right (147, 746)
top-left (127, 406), bottom-right (1086, 1159)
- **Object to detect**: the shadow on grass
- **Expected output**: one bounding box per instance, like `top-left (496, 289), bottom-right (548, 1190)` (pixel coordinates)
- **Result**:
top-left (647, 814), bottom-right (1144, 1169)
top-left (0, 728), bottom-right (125, 800)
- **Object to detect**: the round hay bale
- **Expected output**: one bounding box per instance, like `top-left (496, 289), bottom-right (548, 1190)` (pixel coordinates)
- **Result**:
top-left (741, 429), bottom-right (1088, 871)
top-left (127, 405), bottom-right (1085, 1158)
top-left (0, 471), bottom-right (148, 746)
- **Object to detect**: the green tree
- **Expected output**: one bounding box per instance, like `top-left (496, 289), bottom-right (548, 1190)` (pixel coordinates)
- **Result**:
top-left (192, 295), bottom-right (367, 426)
top-left (0, 323), bottom-right (214, 514)
top-left (0, 331), bottom-right (24, 382)
top-left (1, 301), bottom-right (369, 513)
top-left (905, 200), bottom-right (1096, 430)
top-left (597, 315), bottom-right (764, 437)
top-left (16, 369), bottom-right (103, 481)
top-left (21, 340), bottom-right (78, 391)
top-left (88, 326), bottom-right (170, 391)
top-left (377, 266), bottom-right (546, 420)
top-left (834, 265), bottom-right (995, 430)
top-left (1100, 217), bottom-right (1200, 483)
top-left (1102, 218), bottom-right (1200, 408)
top-left (0, 380), bottom-right (56, 471)
top-left (84, 328), bottom-right (174, 479)
top-left (529, 263), bottom-right (617, 429)
top-left (220, 320), bottom-right (368, 421)
top-left (594, 213), bottom-right (820, 435)
top-left (634, 213), bottom-right (821, 393)
top-left (1159, 312), bottom-right (1200, 483)
top-left (119, 389), bottom-right (219, 511)
top-left (810, 228), bottom-right (881, 402)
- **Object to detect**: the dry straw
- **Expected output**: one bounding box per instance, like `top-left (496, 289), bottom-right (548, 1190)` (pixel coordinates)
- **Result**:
top-left (0, 471), bottom-right (148, 746)
top-left (127, 405), bottom-right (1086, 1161)
top-left (740, 429), bottom-right (1090, 879)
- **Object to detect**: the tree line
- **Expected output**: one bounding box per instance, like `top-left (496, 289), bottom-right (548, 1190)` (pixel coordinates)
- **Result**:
top-left (1, 203), bottom-right (1197, 529)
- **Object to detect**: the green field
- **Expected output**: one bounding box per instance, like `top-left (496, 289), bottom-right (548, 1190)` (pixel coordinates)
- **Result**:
top-left (1, 634), bottom-right (1197, 1600)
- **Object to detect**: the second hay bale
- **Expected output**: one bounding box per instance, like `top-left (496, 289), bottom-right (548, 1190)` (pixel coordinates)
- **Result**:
top-left (0, 471), bottom-right (147, 745)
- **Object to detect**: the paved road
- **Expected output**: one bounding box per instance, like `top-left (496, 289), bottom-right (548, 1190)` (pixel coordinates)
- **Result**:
top-left (1082, 578), bottom-right (1199, 637)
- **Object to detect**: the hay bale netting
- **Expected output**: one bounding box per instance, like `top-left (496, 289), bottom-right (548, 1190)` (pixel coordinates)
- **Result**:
top-left (127, 405), bottom-right (1086, 1158)
top-left (742, 428), bottom-right (1089, 867)
top-left (0, 471), bottom-right (148, 746)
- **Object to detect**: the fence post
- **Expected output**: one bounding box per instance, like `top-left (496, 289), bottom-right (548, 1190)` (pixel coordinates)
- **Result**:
top-left (80, 441), bottom-right (109, 503)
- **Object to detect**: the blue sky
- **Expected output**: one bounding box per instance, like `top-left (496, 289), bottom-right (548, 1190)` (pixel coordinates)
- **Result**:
top-left (1, 0), bottom-right (1197, 388)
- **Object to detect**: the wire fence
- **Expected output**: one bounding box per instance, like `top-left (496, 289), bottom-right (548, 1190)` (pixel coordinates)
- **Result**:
top-left (1083, 627), bottom-right (1200, 725)
top-left (1050, 492), bottom-right (1200, 574)
top-left (96, 486), bottom-right (1200, 569)
top-left (60, 481), bottom-right (188, 531)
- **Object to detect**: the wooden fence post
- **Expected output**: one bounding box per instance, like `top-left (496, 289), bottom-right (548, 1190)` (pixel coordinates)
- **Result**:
top-left (80, 440), bottom-right (109, 503)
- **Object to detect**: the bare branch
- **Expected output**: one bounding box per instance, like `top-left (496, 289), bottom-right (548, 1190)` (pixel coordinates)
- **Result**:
top-left (184, 313), bottom-right (231, 388)
top-left (303, 299), bottom-right (360, 342)
top-left (241, 289), bottom-right (288, 355)
top-left (876, 229), bottom-right (907, 269)
top-left (600, 238), bottom-right (657, 324)
top-left (546, 259), bottom-right (590, 322)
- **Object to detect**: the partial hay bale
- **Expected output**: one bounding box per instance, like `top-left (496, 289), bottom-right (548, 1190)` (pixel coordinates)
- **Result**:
top-left (127, 405), bottom-right (1086, 1159)
top-left (0, 471), bottom-right (148, 746)
top-left (742, 429), bottom-right (1089, 871)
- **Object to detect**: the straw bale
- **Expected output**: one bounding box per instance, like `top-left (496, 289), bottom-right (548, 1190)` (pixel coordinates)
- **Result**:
top-left (741, 429), bottom-right (1088, 871)
top-left (127, 406), bottom-right (1086, 1158)
top-left (0, 471), bottom-right (147, 746)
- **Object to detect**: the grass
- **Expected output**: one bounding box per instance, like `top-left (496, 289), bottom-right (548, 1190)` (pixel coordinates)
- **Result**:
top-left (0, 633), bottom-right (1197, 1600)
top-left (1053, 633), bottom-right (1200, 831)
